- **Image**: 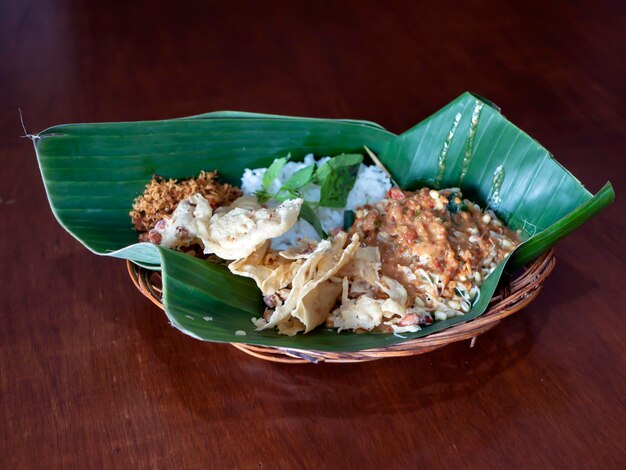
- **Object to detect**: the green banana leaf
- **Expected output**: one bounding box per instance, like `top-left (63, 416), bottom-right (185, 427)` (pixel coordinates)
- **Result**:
top-left (33, 92), bottom-right (614, 352)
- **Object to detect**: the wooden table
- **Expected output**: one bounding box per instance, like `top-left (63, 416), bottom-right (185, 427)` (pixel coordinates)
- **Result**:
top-left (2, 1), bottom-right (624, 468)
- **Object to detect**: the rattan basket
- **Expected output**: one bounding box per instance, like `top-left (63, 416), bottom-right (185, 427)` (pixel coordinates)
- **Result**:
top-left (127, 249), bottom-right (555, 363)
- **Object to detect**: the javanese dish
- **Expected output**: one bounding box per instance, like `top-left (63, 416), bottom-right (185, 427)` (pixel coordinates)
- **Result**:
top-left (130, 152), bottom-right (520, 336)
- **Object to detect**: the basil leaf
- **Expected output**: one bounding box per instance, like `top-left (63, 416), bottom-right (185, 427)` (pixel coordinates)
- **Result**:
top-left (262, 155), bottom-right (289, 190)
top-left (314, 154), bottom-right (362, 184)
top-left (254, 189), bottom-right (271, 203)
top-left (299, 202), bottom-right (327, 239)
top-left (316, 154), bottom-right (363, 208)
top-left (281, 164), bottom-right (315, 191)
top-left (274, 189), bottom-right (297, 203)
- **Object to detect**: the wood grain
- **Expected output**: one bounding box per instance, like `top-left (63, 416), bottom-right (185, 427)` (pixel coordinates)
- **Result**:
top-left (1, 0), bottom-right (624, 468)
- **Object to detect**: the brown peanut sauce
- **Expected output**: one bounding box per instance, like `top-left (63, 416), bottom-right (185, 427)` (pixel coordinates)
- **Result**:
top-left (349, 187), bottom-right (520, 299)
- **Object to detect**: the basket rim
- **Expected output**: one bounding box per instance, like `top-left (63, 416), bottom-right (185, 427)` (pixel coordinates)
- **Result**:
top-left (126, 249), bottom-right (556, 363)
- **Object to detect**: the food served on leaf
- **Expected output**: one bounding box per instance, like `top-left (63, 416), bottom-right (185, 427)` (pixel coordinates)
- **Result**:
top-left (130, 152), bottom-right (520, 336)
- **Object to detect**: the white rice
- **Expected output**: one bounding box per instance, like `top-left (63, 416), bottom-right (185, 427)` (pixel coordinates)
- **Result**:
top-left (241, 154), bottom-right (392, 250)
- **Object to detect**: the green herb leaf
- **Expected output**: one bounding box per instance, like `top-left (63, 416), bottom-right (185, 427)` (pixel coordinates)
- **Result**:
top-left (299, 202), bottom-right (327, 238)
top-left (274, 189), bottom-right (297, 203)
top-left (343, 210), bottom-right (355, 231)
top-left (314, 153), bottom-right (362, 184)
top-left (254, 189), bottom-right (271, 203)
top-left (315, 153), bottom-right (363, 208)
top-left (281, 164), bottom-right (315, 191)
top-left (262, 155), bottom-right (289, 190)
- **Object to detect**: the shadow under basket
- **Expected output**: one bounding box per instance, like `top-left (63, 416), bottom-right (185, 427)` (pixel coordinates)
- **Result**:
top-left (127, 250), bottom-right (555, 364)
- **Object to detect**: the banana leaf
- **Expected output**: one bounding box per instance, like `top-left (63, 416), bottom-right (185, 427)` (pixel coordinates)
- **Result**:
top-left (33, 92), bottom-right (614, 352)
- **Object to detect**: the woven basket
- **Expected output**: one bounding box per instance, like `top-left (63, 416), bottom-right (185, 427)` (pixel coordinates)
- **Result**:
top-left (127, 249), bottom-right (555, 364)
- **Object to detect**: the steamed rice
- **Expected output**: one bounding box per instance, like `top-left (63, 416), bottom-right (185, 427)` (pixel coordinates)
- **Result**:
top-left (241, 154), bottom-right (392, 250)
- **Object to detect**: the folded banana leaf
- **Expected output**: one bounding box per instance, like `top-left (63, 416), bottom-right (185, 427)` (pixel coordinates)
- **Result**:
top-left (33, 92), bottom-right (614, 352)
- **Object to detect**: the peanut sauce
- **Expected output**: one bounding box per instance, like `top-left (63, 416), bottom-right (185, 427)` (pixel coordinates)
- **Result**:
top-left (350, 187), bottom-right (520, 302)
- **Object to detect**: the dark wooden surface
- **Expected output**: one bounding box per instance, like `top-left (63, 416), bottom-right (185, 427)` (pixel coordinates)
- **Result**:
top-left (2, 1), bottom-right (625, 468)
